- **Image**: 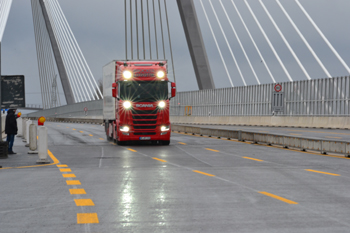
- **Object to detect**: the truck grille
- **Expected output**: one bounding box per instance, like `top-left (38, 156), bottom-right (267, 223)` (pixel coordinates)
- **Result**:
top-left (132, 115), bottom-right (157, 120)
top-left (134, 132), bottom-right (156, 135)
top-left (132, 109), bottom-right (158, 115)
top-left (133, 121), bottom-right (157, 125)
top-left (134, 125), bottom-right (157, 129)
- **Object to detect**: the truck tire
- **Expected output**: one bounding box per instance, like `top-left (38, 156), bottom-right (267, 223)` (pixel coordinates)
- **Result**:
top-left (162, 140), bottom-right (170, 145)
top-left (106, 135), bottom-right (113, 141)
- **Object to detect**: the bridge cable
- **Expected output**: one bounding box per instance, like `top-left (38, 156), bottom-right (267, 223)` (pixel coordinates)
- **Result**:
top-left (229, 0), bottom-right (275, 83)
top-left (199, 0), bottom-right (233, 87)
top-left (0, 0), bottom-right (13, 42)
top-left (135, 0), bottom-right (139, 60)
top-left (51, 0), bottom-right (93, 101)
top-left (295, 0), bottom-right (350, 75)
top-left (158, 0), bottom-right (165, 59)
top-left (219, 0), bottom-right (260, 85)
top-left (31, 0), bottom-right (46, 107)
top-left (245, 0), bottom-right (293, 82)
top-left (276, 0), bottom-right (331, 78)
top-left (52, 0), bottom-right (102, 100)
top-left (152, 0), bottom-right (158, 59)
top-left (209, 0), bottom-right (246, 86)
top-left (147, 0), bottom-right (152, 60)
top-left (260, 0), bottom-right (311, 80)
top-left (141, 0), bottom-right (145, 59)
top-left (125, 0), bottom-right (127, 60)
top-left (163, 0), bottom-right (176, 83)
top-left (130, 0), bottom-right (133, 59)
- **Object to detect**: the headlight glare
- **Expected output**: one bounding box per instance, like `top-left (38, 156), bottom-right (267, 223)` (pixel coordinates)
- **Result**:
top-left (157, 71), bottom-right (165, 78)
top-left (123, 71), bottom-right (132, 79)
top-left (158, 101), bottom-right (166, 108)
top-left (161, 125), bottom-right (170, 132)
top-left (123, 101), bottom-right (132, 109)
top-left (120, 126), bottom-right (130, 132)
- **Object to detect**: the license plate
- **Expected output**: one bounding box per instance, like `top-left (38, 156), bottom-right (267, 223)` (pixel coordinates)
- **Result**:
top-left (139, 137), bottom-right (151, 140)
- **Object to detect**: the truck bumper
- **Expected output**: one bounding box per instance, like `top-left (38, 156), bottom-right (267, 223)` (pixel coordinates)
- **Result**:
top-left (118, 131), bottom-right (171, 142)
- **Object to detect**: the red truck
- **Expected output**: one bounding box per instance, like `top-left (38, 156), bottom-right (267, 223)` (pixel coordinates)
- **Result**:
top-left (103, 60), bottom-right (176, 145)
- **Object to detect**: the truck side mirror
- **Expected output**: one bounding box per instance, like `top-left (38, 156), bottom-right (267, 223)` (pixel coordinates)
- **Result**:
top-left (112, 83), bottom-right (117, 98)
top-left (171, 82), bottom-right (176, 98)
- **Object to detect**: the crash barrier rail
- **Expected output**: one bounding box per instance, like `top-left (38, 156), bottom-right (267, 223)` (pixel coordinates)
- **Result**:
top-left (27, 117), bottom-right (103, 124)
top-left (170, 76), bottom-right (350, 117)
top-left (171, 125), bottom-right (350, 158)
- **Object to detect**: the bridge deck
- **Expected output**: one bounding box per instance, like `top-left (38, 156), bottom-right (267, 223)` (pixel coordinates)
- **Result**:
top-left (1, 122), bottom-right (350, 232)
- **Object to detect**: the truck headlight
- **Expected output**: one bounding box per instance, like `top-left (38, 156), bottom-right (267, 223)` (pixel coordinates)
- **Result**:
top-left (161, 125), bottom-right (170, 132)
top-left (123, 71), bottom-right (132, 79)
top-left (157, 71), bottom-right (165, 78)
top-left (123, 101), bottom-right (132, 109)
top-left (158, 101), bottom-right (166, 108)
top-left (120, 126), bottom-right (130, 132)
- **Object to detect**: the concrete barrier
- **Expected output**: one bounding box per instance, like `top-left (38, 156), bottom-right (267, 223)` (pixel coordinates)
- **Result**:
top-left (172, 125), bottom-right (350, 157)
top-left (170, 116), bottom-right (350, 129)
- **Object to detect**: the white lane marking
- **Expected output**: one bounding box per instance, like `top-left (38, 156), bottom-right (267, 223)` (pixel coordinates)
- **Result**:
top-left (99, 147), bottom-right (104, 168)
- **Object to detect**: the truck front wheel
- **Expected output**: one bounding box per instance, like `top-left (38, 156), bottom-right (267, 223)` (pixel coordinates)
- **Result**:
top-left (161, 140), bottom-right (170, 146)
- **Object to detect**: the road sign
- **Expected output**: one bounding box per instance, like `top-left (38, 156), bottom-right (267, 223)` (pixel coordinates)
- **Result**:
top-left (274, 84), bottom-right (282, 92)
top-left (84, 107), bottom-right (88, 112)
top-left (1, 75), bottom-right (25, 108)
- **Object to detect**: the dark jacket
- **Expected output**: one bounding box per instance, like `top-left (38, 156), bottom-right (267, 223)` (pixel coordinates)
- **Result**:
top-left (5, 109), bottom-right (18, 135)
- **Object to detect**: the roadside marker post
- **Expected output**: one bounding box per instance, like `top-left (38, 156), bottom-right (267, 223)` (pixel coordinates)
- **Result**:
top-left (37, 126), bottom-right (49, 164)
top-left (25, 120), bottom-right (32, 147)
top-left (28, 124), bottom-right (38, 154)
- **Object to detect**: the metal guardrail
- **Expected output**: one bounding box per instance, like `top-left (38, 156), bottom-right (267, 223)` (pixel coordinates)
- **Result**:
top-left (171, 125), bottom-right (350, 157)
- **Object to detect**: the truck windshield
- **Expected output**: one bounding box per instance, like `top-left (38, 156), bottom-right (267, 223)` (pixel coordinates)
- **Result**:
top-left (120, 81), bottom-right (168, 102)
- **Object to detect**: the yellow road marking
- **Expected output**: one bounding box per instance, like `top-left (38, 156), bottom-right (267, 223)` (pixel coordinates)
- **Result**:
top-left (89, 134), bottom-right (93, 136)
top-left (178, 142), bottom-right (187, 145)
top-left (152, 157), bottom-right (167, 162)
top-left (259, 191), bottom-right (298, 204)
top-left (99, 138), bottom-right (104, 140)
top-left (57, 164), bottom-right (68, 168)
top-left (66, 180), bottom-right (81, 185)
top-left (37, 136), bottom-right (38, 140)
top-left (74, 199), bottom-right (95, 206)
top-left (60, 168), bottom-right (72, 172)
top-left (205, 148), bottom-right (220, 152)
top-left (73, 129), bottom-right (76, 130)
top-left (325, 136), bottom-right (342, 139)
top-left (70, 189), bottom-right (86, 195)
top-left (62, 174), bottom-right (76, 178)
top-left (243, 157), bottom-right (263, 162)
top-left (77, 213), bottom-right (99, 224)
top-left (290, 133), bottom-right (302, 136)
top-left (305, 169), bottom-right (340, 176)
top-left (79, 131), bottom-right (84, 133)
top-left (128, 148), bottom-right (137, 152)
top-left (193, 170), bottom-right (215, 177)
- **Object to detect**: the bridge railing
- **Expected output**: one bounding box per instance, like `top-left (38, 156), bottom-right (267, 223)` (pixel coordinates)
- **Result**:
top-left (170, 76), bottom-right (350, 117)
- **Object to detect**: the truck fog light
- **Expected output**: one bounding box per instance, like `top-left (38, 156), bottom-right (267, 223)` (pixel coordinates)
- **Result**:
top-left (161, 132), bottom-right (168, 135)
top-left (123, 101), bottom-right (132, 109)
top-left (158, 101), bottom-right (166, 108)
top-left (120, 126), bottom-right (130, 132)
top-left (122, 132), bottom-right (130, 136)
top-left (161, 125), bottom-right (170, 132)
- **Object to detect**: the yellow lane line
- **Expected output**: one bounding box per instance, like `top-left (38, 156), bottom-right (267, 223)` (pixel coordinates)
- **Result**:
top-left (128, 148), bottom-right (137, 152)
top-left (290, 133), bottom-right (302, 136)
top-left (259, 191), bottom-right (298, 204)
top-left (66, 180), bottom-right (81, 185)
top-left (77, 213), bottom-right (99, 224)
top-left (57, 164), bottom-right (68, 168)
top-left (178, 142), bottom-right (187, 145)
top-left (62, 174), bottom-right (76, 178)
top-left (60, 168), bottom-right (72, 172)
top-left (243, 157), bottom-right (263, 162)
top-left (74, 199), bottom-right (95, 206)
top-left (305, 169), bottom-right (340, 176)
top-left (325, 136), bottom-right (342, 139)
top-left (205, 148), bottom-right (220, 152)
top-left (193, 170), bottom-right (215, 177)
top-left (70, 189), bottom-right (86, 195)
top-left (66, 127), bottom-right (69, 129)
top-left (73, 129), bottom-right (76, 130)
top-left (109, 142), bottom-right (116, 145)
top-left (79, 131), bottom-right (84, 133)
top-left (99, 138), bottom-right (104, 140)
top-left (89, 134), bottom-right (93, 137)
top-left (152, 157), bottom-right (167, 163)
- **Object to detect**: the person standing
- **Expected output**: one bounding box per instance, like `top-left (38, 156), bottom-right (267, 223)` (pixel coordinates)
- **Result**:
top-left (5, 109), bottom-right (18, 154)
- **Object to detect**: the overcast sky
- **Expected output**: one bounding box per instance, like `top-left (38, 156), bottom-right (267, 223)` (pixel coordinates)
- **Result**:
top-left (2, 0), bottom-right (350, 107)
